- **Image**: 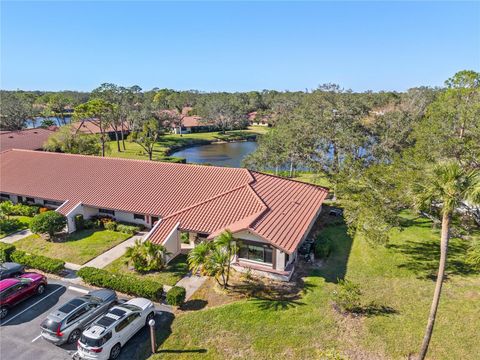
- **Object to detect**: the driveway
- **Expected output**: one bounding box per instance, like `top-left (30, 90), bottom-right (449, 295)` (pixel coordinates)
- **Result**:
top-left (0, 277), bottom-right (171, 360)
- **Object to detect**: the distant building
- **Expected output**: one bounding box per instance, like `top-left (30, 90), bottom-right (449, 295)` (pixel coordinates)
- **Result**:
top-left (0, 127), bottom-right (57, 152)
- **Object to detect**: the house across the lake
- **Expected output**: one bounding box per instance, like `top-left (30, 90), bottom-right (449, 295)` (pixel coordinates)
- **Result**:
top-left (0, 149), bottom-right (328, 280)
top-left (0, 127), bottom-right (57, 152)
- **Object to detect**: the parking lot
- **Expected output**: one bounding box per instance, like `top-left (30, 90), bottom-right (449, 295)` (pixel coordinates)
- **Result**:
top-left (0, 278), bottom-right (167, 360)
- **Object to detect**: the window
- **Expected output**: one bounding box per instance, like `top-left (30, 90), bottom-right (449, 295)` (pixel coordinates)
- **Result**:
top-left (285, 253), bottom-right (290, 267)
top-left (133, 214), bottom-right (145, 221)
top-left (26, 197), bottom-right (35, 203)
top-left (238, 241), bottom-right (273, 264)
top-left (67, 306), bottom-right (89, 324)
top-left (115, 318), bottom-right (130, 333)
top-left (99, 208), bottom-right (115, 216)
top-left (44, 200), bottom-right (63, 207)
top-left (0, 193), bottom-right (10, 199)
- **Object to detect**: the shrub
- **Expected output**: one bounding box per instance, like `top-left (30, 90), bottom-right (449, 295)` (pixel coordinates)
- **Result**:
top-left (0, 242), bottom-right (16, 262)
top-left (12, 203), bottom-right (40, 217)
top-left (11, 250), bottom-right (65, 274)
top-left (0, 201), bottom-right (14, 217)
top-left (90, 216), bottom-right (115, 228)
top-left (39, 207), bottom-right (49, 213)
top-left (332, 279), bottom-right (362, 313)
top-left (83, 219), bottom-right (95, 229)
top-left (315, 235), bottom-right (333, 259)
top-left (77, 267), bottom-right (163, 301)
top-left (74, 214), bottom-right (84, 231)
top-left (166, 286), bottom-right (186, 306)
top-left (116, 224), bottom-right (139, 235)
top-left (0, 218), bottom-right (22, 234)
top-left (125, 240), bottom-right (170, 272)
top-left (30, 211), bottom-right (67, 240)
top-left (104, 221), bottom-right (117, 231)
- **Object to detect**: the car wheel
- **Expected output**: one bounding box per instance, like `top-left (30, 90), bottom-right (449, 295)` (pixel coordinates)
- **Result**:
top-left (0, 307), bottom-right (8, 320)
top-left (110, 343), bottom-right (121, 360)
top-left (68, 329), bottom-right (81, 344)
top-left (145, 312), bottom-right (155, 326)
top-left (37, 284), bottom-right (46, 295)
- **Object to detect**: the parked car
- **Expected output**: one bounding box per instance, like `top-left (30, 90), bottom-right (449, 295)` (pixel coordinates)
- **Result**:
top-left (41, 289), bottom-right (117, 345)
top-left (0, 262), bottom-right (25, 280)
top-left (0, 272), bottom-right (47, 319)
top-left (75, 298), bottom-right (155, 360)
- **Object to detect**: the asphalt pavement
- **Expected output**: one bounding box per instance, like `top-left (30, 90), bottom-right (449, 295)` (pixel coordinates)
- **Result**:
top-left (0, 277), bottom-right (170, 360)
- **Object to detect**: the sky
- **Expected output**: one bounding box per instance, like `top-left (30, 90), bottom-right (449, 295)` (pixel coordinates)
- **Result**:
top-left (1, 1), bottom-right (479, 92)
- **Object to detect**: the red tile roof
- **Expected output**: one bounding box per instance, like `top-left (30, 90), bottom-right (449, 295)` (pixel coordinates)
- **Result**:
top-left (0, 150), bottom-right (328, 253)
top-left (73, 120), bottom-right (130, 135)
top-left (0, 128), bottom-right (56, 152)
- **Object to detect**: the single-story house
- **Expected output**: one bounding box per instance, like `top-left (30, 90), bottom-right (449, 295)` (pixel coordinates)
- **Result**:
top-left (247, 111), bottom-right (271, 127)
top-left (0, 149), bottom-right (328, 280)
top-left (0, 127), bottom-right (57, 152)
top-left (73, 119), bottom-right (131, 139)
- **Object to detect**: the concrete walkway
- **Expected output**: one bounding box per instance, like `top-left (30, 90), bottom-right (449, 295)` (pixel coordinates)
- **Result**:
top-left (81, 232), bottom-right (147, 269)
top-left (0, 229), bottom-right (32, 244)
top-left (174, 272), bottom-right (207, 300)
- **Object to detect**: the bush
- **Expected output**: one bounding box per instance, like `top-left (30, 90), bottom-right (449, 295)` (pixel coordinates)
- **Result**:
top-left (83, 219), bottom-right (95, 229)
top-left (11, 250), bottom-right (65, 274)
top-left (116, 224), bottom-right (140, 235)
top-left (315, 235), bottom-right (333, 259)
top-left (74, 214), bottom-right (84, 231)
top-left (0, 242), bottom-right (16, 262)
top-left (30, 211), bottom-right (67, 239)
top-left (332, 279), bottom-right (362, 313)
top-left (166, 286), bottom-right (186, 306)
top-left (90, 216), bottom-right (115, 228)
top-left (39, 207), bottom-right (49, 213)
top-left (0, 218), bottom-right (22, 234)
top-left (77, 267), bottom-right (163, 301)
top-left (104, 221), bottom-right (117, 231)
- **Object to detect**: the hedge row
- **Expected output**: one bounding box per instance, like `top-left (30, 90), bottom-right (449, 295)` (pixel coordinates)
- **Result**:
top-left (0, 242), bottom-right (16, 262)
top-left (77, 267), bottom-right (163, 301)
top-left (10, 250), bottom-right (65, 274)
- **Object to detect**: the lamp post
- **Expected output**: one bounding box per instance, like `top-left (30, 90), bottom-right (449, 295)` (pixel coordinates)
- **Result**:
top-left (149, 318), bottom-right (156, 354)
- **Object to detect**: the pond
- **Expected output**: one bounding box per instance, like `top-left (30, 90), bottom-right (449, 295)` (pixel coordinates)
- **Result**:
top-left (170, 141), bottom-right (258, 168)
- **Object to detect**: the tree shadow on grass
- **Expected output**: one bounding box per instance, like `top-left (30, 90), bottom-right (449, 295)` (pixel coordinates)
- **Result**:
top-left (179, 299), bottom-right (208, 311)
top-left (356, 303), bottom-right (399, 317)
top-left (311, 223), bottom-right (354, 283)
top-left (386, 237), bottom-right (474, 280)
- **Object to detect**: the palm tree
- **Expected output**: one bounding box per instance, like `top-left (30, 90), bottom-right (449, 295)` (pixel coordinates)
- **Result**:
top-left (214, 230), bottom-right (237, 287)
top-left (124, 239), bottom-right (170, 272)
top-left (414, 162), bottom-right (479, 360)
top-left (187, 230), bottom-right (238, 289)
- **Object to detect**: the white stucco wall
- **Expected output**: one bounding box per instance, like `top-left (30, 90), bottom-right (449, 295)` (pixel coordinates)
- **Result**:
top-left (275, 249), bottom-right (286, 271)
top-left (233, 230), bottom-right (270, 244)
top-left (82, 206), bottom-right (148, 227)
top-left (163, 223), bottom-right (181, 263)
top-left (63, 203), bottom-right (84, 233)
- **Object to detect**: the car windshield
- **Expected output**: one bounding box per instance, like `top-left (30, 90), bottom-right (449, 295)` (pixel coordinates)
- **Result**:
top-left (118, 304), bottom-right (142, 312)
top-left (41, 318), bottom-right (61, 332)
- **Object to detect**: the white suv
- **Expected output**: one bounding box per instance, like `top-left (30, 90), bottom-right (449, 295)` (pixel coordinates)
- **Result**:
top-left (75, 298), bottom-right (155, 360)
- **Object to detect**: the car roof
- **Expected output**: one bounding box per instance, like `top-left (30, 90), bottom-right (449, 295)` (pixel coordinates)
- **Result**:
top-left (84, 307), bottom-right (130, 339)
top-left (0, 278), bottom-right (20, 291)
top-left (50, 297), bottom-right (88, 319)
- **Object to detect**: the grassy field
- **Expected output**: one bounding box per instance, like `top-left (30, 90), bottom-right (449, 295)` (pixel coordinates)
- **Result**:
top-left (14, 229), bottom-right (131, 264)
top-left (106, 127), bottom-right (266, 162)
top-left (0, 216), bottom-right (33, 238)
top-left (104, 253), bottom-right (189, 286)
top-left (147, 212), bottom-right (479, 360)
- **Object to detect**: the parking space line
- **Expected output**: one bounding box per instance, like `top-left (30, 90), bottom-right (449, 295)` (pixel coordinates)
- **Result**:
top-left (68, 286), bottom-right (89, 294)
top-left (2, 286), bottom-right (64, 326)
top-left (31, 334), bottom-right (42, 343)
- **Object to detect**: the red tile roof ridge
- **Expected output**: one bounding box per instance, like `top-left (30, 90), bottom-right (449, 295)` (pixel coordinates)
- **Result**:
top-left (251, 170), bottom-right (330, 191)
top-left (161, 182), bottom-right (268, 221)
top-left (7, 149), bottom-right (254, 175)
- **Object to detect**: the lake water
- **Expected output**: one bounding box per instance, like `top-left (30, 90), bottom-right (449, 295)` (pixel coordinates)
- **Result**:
top-left (170, 141), bottom-right (258, 168)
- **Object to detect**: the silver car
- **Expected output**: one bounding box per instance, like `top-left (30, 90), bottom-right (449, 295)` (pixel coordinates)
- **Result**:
top-left (40, 289), bottom-right (117, 345)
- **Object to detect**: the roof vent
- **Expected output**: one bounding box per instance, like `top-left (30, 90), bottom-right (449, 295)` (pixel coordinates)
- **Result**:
top-left (8, 136), bottom-right (13, 138)
top-left (33, 131), bottom-right (38, 134)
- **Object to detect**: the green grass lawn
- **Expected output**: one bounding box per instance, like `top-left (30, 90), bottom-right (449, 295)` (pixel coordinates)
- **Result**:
top-left (0, 216), bottom-right (33, 238)
top-left (104, 253), bottom-right (189, 286)
top-left (147, 212), bottom-right (479, 360)
top-left (14, 229), bottom-right (131, 265)
top-left (106, 127), bottom-right (265, 162)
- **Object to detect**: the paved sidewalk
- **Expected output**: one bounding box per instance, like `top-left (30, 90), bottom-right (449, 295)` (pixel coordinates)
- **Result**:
top-left (82, 232), bottom-right (147, 269)
top-left (0, 229), bottom-right (32, 244)
top-left (175, 273), bottom-right (207, 300)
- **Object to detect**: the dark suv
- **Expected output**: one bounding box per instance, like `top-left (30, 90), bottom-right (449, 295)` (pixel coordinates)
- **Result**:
top-left (41, 289), bottom-right (117, 345)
